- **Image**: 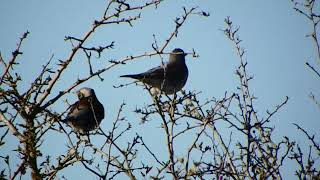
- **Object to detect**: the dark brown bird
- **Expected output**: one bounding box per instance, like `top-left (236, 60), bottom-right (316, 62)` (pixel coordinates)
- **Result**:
top-left (62, 87), bottom-right (104, 134)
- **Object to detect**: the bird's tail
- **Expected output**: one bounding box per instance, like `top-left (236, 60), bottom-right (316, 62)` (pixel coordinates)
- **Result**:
top-left (120, 74), bottom-right (143, 79)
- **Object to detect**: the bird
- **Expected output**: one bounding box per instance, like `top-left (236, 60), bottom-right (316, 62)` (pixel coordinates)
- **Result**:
top-left (120, 48), bottom-right (189, 94)
top-left (62, 87), bottom-right (105, 134)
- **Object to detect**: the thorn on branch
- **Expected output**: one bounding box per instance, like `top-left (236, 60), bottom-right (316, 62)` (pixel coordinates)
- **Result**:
top-left (201, 11), bottom-right (210, 17)
top-left (12, 50), bottom-right (23, 57)
top-left (22, 31), bottom-right (30, 39)
top-left (306, 62), bottom-right (320, 78)
top-left (81, 41), bottom-right (115, 58)
top-left (109, 59), bottom-right (126, 64)
top-left (192, 48), bottom-right (199, 58)
top-left (64, 36), bottom-right (83, 43)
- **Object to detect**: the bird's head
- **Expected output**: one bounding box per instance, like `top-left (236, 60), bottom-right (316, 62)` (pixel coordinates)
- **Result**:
top-left (76, 87), bottom-right (95, 99)
top-left (169, 48), bottom-right (186, 63)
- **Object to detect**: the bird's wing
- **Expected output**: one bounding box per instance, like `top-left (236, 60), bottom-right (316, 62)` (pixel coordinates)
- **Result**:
top-left (65, 98), bottom-right (91, 120)
top-left (121, 62), bottom-right (184, 81)
top-left (120, 65), bottom-right (166, 80)
top-left (140, 65), bottom-right (166, 79)
top-left (144, 62), bottom-right (186, 79)
top-left (68, 101), bottom-right (80, 115)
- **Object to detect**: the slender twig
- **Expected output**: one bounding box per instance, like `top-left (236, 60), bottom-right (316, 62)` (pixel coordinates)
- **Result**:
top-left (0, 31), bottom-right (29, 85)
top-left (293, 123), bottom-right (320, 151)
top-left (184, 125), bottom-right (207, 179)
top-left (306, 62), bottom-right (320, 78)
top-left (10, 160), bottom-right (25, 180)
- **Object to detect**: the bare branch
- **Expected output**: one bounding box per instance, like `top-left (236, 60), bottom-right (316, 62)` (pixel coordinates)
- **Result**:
top-left (0, 111), bottom-right (24, 142)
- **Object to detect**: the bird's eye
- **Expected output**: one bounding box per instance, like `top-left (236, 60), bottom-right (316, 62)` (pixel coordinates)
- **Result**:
top-left (78, 93), bottom-right (83, 99)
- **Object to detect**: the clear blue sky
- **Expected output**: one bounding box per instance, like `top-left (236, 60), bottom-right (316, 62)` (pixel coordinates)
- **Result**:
top-left (1, 0), bottom-right (319, 179)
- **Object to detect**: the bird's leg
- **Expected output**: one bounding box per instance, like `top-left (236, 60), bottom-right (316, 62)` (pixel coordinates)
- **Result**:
top-left (76, 132), bottom-right (82, 140)
top-left (86, 134), bottom-right (91, 144)
top-left (78, 132), bottom-right (91, 144)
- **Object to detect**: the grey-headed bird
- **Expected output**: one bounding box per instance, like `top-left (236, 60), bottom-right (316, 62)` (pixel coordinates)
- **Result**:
top-left (62, 87), bottom-right (104, 134)
top-left (120, 48), bottom-right (188, 94)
